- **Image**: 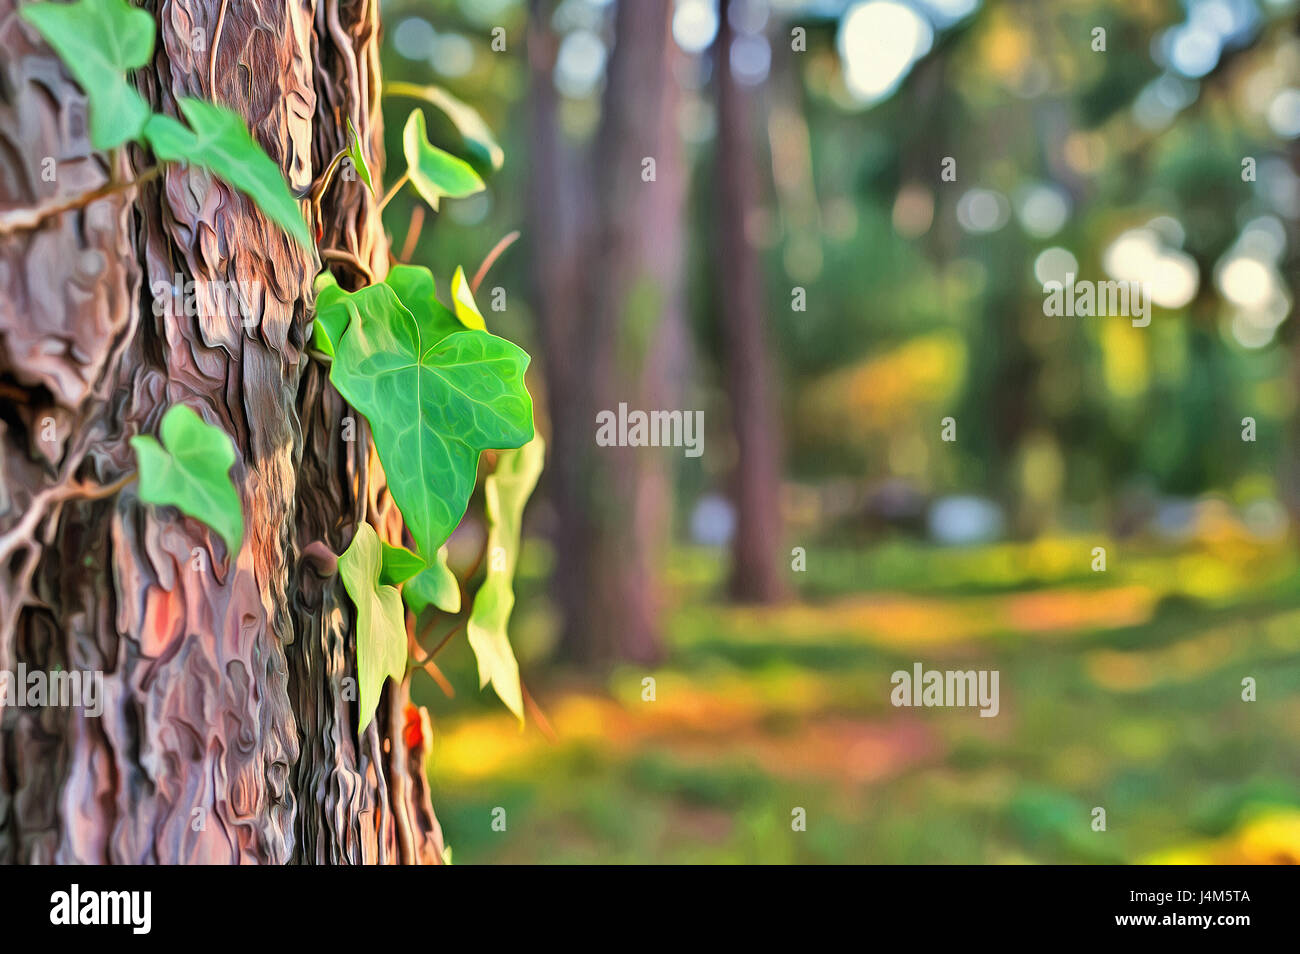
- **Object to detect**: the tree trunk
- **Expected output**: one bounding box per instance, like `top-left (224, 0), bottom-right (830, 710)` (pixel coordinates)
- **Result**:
top-left (713, 0), bottom-right (787, 603)
top-left (1281, 134), bottom-right (1300, 528)
top-left (0, 0), bottom-right (443, 864)
top-left (527, 0), bottom-right (687, 665)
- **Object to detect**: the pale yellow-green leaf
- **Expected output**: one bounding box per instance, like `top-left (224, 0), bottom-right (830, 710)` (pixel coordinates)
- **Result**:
top-left (466, 435), bottom-right (544, 722)
top-left (339, 523), bottom-right (408, 733)
top-left (404, 545), bottom-right (461, 616)
top-left (450, 265), bottom-right (486, 331)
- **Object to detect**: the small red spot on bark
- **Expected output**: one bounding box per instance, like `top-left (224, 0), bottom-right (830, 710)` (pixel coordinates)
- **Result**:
top-left (402, 703), bottom-right (423, 750)
top-left (141, 583), bottom-right (184, 656)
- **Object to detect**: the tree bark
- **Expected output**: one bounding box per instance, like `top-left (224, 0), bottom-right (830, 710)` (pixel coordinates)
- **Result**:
top-left (0, 0), bottom-right (442, 864)
top-left (713, 0), bottom-right (787, 603)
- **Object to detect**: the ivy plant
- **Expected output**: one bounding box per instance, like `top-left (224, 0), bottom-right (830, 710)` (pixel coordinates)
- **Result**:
top-left (403, 546), bottom-right (461, 616)
top-left (20, 0), bottom-right (545, 737)
top-left (378, 83), bottom-right (501, 213)
top-left (130, 404), bottom-right (244, 554)
top-left (345, 118), bottom-right (374, 192)
top-left (20, 0), bottom-right (153, 150)
top-left (321, 263), bottom-right (537, 729)
top-left (143, 100), bottom-right (311, 247)
top-left (401, 110), bottom-right (486, 211)
top-left (315, 266), bottom-right (533, 557)
top-left (466, 435), bottom-right (545, 721)
top-left (340, 525), bottom-right (407, 733)
top-left (385, 82), bottom-right (504, 173)
top-left (20, 0), bottom-right (310, 247)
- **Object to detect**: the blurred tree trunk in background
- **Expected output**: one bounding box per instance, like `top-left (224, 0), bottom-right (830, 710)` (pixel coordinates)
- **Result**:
top-left (1283, 132), bottom-right (1300, 528)
top-left (0, 0), bottom-right (443, 863)
top-left (713, 0), bottom-right (787, 602)
top-left (528, 0), bottom-right (687, 665)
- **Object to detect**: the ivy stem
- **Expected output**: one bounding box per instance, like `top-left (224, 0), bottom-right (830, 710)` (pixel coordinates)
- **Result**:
top-left (423, 660), bottom-right (455, 698)
top-left (310, 145), bottom-right (351, 232)
top-left (398, 205), bottom-right (425, 262)
top-left (408, 617), bottom-right (459, 697)
top-left (425, 619), bottom-right (464, 661)
top-left (470, 229), bottom-right (521, 294)
top-left (377, 172), bottom-right (409, 214)
top-left (460, 523), bottom-right (491, 588)
top-left (521, 680), bottom-right (556, 742)
top-left (319, 247), bottom-right (375, 285)
top-left (80, 472), bottom-right (138, 501)
top-left (316, 147), bottom-right (349, 196)
top-left (210, 0), bottom-right (230, 102)
top-left (0, 166), bottom-right (161, 235)
top-left (0, 472), bottom-right (136, 565)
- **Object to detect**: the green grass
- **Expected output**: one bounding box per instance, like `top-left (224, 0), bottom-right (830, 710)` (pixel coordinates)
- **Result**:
top-left (420, 538), bottom-right (1300, 863)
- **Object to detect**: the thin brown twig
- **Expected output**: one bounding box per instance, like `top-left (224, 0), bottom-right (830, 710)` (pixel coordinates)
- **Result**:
top-left (407, 616), bottom-right (457, 699)
top-left (521, 680), bottom-right (556, 742)
top-left (0, 166), bottom-right (161, 235)
top-left (408, 615), bottom-right (463, 675)
top-left (460, 524), bottom-right (491, 591)
top-left (399, 205), bottom-right (425, 262)
top-left (307, 145), bottom-right (351, 237)
top-left (422, 660), bottom-right (455, 698)
top-left (73, 472), bottom-right (137, 501)
top-left (209, 0), bottom-right (230, 103)
top-left (426, 619), bottom-right (464, 661)
top-left (470, 230), bottom-right (521, 294)
top-left (319, 247), bottom-right (375, 285)
top-left (0, 472), bottom-right (136, 564)
top-left (377, 172), bottom-right (409, 214)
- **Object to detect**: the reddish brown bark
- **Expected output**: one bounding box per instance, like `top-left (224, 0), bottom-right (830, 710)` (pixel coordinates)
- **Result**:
top-left (527, 0), bottom-right (687, 665)
top-left (713, 0), bottom-right (787, 603)
top-left (0, 0), bottom-right (441, 864)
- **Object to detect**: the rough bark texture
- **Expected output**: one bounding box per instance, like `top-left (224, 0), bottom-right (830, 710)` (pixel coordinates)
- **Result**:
top-left (528, 0), bottom-right (686, 664)
top-left (0, 0), bottom-right (443, 864)
top-left (713, 0), bottom-right (787, 603)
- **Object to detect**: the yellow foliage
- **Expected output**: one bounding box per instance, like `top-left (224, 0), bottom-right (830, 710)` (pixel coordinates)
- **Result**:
top-left (1099, 321), bottom-right (1149, 399)
top-left (1146, 811), bottom-right (1300, 865)
top-left (801, 333), bottom-right (965, 446)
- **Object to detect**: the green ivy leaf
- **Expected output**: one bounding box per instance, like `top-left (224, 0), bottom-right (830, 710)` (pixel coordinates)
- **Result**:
top-left (339, 523), bottom-right (407, 734)
top-left (21, 0), bottom-right (154, 149)
top-left (404, 545), bottom-right (461, 616)
top-left (310, 273), bottom-right (346, 356)
top-left (379, 542), bottom-right (425, 587)
top-left (450, 265), bottom-right (487, 331)
top-left (143, 99), bottom-right (311, 248)
top-left (467, 435), bottom-right (544, 722)
top-left (384, 265), bottom-right (462, 343)
top-left (311, 272), bottom-right (411, 358)
top-left (346, 118), bottom-right (373, 191)
top-left (129, 404), bottom-right (244, 553)
top-left (327, 285), bottom-right (534, 560)
top-left (386, 82), bottom-right (504, 172)
top-left (313, 266), bottom-right (463, 359)
top-left (402, 109), bottom-right (485, 211)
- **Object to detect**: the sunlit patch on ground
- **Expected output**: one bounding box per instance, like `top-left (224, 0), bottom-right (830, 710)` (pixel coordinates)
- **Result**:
top-left (422, 540), bottom-right (1300, 863)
